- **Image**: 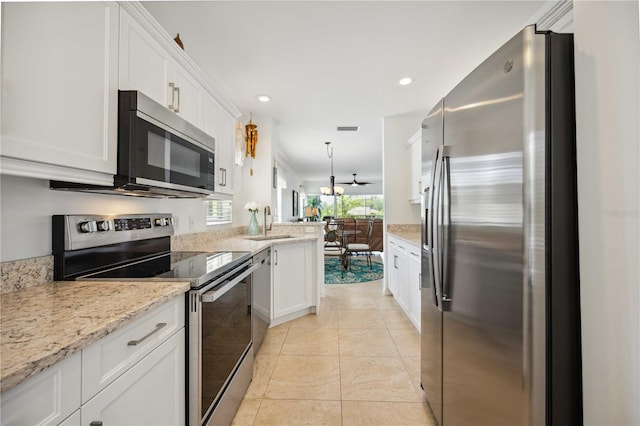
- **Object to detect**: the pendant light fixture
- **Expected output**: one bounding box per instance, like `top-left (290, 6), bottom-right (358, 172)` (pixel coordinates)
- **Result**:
top-left (320, 142), bottom-right (344, 196)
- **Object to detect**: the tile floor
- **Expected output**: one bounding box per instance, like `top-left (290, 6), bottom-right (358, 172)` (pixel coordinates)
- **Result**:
top-left (232, 277), bottom-right (436, 425)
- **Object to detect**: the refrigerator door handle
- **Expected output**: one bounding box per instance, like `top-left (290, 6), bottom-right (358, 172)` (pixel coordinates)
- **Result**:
top-left (440, 145), bottom-right (452, 311)
top-left (428, 147), bottom-right (441, 308)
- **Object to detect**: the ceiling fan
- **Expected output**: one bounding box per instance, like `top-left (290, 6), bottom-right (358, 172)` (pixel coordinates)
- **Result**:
top-left (339, 173), bottom-right (372, 186)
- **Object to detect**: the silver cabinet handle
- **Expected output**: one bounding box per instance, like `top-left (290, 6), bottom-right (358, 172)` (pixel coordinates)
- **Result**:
top-left (127, 322), bottom-right (166, 346)
top-left (219, 167), bottom-right (227, 186)
top-left (168, 82), bottom-right (176, 110)
top-left (90, 422), bottom-right (102, 426)
top-left (419, 272), bottom-right (422, 291)
top-left (393, 255), bottom-right (398, 269)
top-left (174, 86), bottom-right (180, 113)
top-left (274, 249), bottom-right (278, 266)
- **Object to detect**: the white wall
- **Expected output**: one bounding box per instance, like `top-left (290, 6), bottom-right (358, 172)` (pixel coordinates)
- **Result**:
top-left (235, 115), bottom-right (276, 227)
top-left (574, 1), bottom-right (639, 424)
top-left (382, 111), bottom-right (425, 225)
top-left (0, 174), bottom-right (213, 262)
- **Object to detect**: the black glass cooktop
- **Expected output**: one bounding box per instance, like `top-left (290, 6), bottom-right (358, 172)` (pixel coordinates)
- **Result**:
top-left (79, 251), bottom-right (251, 288)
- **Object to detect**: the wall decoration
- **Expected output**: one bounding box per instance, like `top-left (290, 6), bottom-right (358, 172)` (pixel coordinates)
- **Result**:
top-left (272, 166), bottom-right (277, 188)
top-left (292, 190), bottom-right (299, 216)
top-left (245, 117), bottom-right (258, 158)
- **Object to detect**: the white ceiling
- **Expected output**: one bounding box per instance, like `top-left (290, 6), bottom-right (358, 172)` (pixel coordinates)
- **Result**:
top-left (144, 1), bottom-right (547, 184)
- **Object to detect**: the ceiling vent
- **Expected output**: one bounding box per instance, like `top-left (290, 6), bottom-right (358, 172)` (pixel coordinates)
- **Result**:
top-left (337, 126), bottom-right (359, 131)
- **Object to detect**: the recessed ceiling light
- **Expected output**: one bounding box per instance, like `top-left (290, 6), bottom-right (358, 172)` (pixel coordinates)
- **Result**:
top-left (256, 94), bottom-right (271, 102)
top-left (398, 77), bottom-right (413, 86)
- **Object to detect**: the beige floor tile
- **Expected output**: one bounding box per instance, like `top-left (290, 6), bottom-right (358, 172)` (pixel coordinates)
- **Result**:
top-left (342, 401), bottom-right (435, 426)
top-left (338, 294), bottom-right (380, 310)
top-left (338, 309), bottom-right (386, 329)
top-left (257, 324), bottom-right (290, 355)
top-left (265, 355), bottom-right (341, 400)
top-left (288, 309), bottom-right (338, 329)
top-left (281, 328), bottom-right (339, 356)
top-left (375, 294), bottom-right (402, 310)
top-left (245, 354), bottom-right (278, 399)
top-left (253, 399), bottom-right (342, 425)
top-left (402, 357), bottom-right (422, 392)
top-left (340, 356), bottom-right (422, 402)
top-left (389, 328), bottom-right (421, 359)
top-left (338, 328), bottom-right (400, 357)
top-left (380, 308), bottom-right (416, 330)
top-left (231, 398), bottom-right (262, 425)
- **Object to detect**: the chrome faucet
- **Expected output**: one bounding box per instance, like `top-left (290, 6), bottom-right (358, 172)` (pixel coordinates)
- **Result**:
top-left (263, 206), bottom-right (271, 236)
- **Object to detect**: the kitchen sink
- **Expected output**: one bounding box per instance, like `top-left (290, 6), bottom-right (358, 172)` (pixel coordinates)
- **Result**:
top-left (244, 234), bottom-right (295, 241)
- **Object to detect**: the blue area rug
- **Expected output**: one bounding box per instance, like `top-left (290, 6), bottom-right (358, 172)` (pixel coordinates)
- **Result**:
top-left (324, 256), bottom-right (384, 284)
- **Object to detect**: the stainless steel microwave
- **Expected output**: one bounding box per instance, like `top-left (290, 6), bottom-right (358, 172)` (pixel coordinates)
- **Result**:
top-left (51, 91), bottom-right (215, 198)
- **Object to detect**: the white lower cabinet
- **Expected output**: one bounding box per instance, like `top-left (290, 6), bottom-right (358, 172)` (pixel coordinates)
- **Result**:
top-left (0, 352), bottom-right (81, 426)
top-left (59, 410), bottom-right (81, 426)
top-left (0, 297), bottom-right (185, 426)
top-left (407, 248), bottom-right (422, 332)
top-left (272, 242), bottom-right (313, 322)
top-left (387, 235), bottom-right (421, 332)
top-left (81, 330), bottom-right (185, 426)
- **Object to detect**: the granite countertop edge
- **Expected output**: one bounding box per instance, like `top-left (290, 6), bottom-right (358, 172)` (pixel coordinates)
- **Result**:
top-left (387, 231), bottom-right (421, 248)
top-left (0, 280), bottom-right (190, 393)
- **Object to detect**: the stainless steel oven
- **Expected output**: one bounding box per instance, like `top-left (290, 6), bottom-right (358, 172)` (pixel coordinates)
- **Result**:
top-left (188, 256), bottom-right (258, 426)
top-left (52, 213), bottom-right (255, 426)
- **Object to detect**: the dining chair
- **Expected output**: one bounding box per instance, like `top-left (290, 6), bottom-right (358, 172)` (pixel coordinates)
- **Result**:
top-left (346, 218), bottom-right (374, 269)
top-left (323, 220), bottom-right (348, 278)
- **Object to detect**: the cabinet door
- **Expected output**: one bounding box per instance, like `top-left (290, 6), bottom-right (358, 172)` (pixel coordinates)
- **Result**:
top-left (173, 63), bottom-right (203, 129)
top-left (203, 94), bottom-right (235, 194)
top-left (273, 242), bottom-right (312, 318)
top-left (119, 8), bottom-right (172, 108)
top-left (387, 239), bottom-right (399, 296)
top-left (408, 248), bottom-right (422, 332)
top-left (215, 109), bottom-right (235, 194)
top-left (408, 131), bottom-right (422, 203)
top-left (1, 2), bottom-right (118, 179)
top-left (81, 329), bottom-right (185, 426)
top-left (396, 242), bottom-right (409, 312)
top-left (0, 352), bottom-right (81, 426)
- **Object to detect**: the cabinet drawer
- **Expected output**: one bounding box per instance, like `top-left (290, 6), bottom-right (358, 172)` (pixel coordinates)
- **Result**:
top-left (82, 297), bottom-right (184, 402)
top-left (1, 352), bottom-right (81, 426)
top-left (82, 330), bottom-right (185, 426)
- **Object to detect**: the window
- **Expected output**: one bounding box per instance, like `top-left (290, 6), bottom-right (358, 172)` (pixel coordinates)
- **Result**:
top-left (316, 194), bottom-right (383, 218)
top-left (206, 200), bottom-right (232, 225)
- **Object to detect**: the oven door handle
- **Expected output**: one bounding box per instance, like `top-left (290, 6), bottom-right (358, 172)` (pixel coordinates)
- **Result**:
top-left (201, 263), bottom-right (260, 303)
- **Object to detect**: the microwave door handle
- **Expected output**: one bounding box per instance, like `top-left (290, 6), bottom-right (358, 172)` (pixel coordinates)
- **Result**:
top-left (201, 263), bottom-right (260, 303)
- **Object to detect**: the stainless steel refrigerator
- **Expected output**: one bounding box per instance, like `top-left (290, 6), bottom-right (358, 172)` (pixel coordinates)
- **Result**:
top-left (420, 26), bottom-right (582, 426)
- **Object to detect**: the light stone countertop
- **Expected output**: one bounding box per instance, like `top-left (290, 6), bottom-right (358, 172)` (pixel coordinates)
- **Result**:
top-left (388, 231), bottom-right (421, 248)
top-left (206, 234), bottom-right (319, 253)
top-left (0, 280), bottom-right (189, 393)
top-left (0, 231), bottom-right (322, 393)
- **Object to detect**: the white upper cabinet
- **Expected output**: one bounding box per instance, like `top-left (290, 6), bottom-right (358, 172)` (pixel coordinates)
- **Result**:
top-left (119, 8), bottom-right (204, 129)
top-left (408, 130), bottom-right (422, 203)
top-left (203, 95), bottom-right (235, 194)
top-left (1, 2), bottom-right (119, 185)
top-left (118, 8), bottom-right (173, 108)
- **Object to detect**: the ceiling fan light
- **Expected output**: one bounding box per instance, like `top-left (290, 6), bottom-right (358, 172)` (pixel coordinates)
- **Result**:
top-left (335, 186), bottom-right (345, 195)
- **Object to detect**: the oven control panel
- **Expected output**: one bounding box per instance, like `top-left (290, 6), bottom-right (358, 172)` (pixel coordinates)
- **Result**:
top-left (53, 213), bottom-right (174, 251)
